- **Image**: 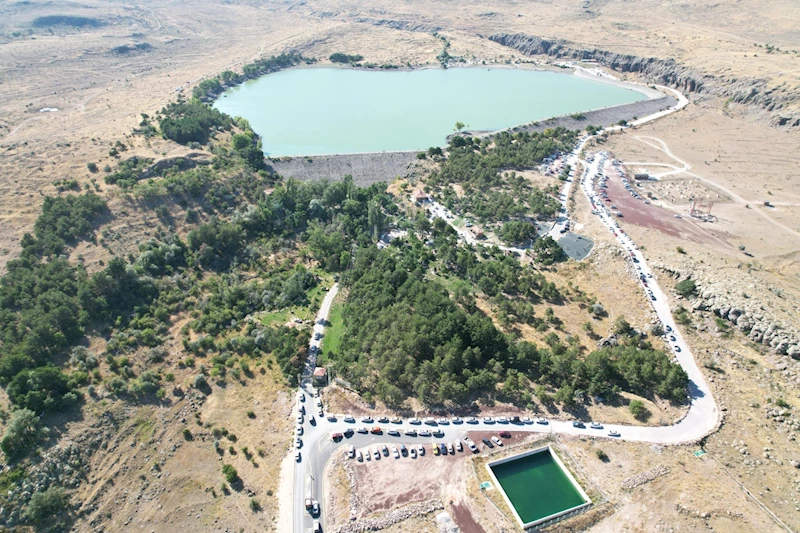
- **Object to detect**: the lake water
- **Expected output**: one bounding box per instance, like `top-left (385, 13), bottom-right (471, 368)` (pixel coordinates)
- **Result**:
top-left (213, 67), bottom-right (645, 157)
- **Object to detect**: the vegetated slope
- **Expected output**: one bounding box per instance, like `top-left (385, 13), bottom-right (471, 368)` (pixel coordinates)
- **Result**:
top-left (330, 232), bottom-right (687, 409)
top-left (0, 100), bottom-right (394, 531)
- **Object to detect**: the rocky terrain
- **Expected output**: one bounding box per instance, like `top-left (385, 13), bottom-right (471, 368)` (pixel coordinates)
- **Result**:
top-left (489, 33), bottom-right (800, 129)
top-left (656, 262), bottom-right (800, 358)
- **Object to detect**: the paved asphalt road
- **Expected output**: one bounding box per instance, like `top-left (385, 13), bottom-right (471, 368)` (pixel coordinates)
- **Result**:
top-left (289, 85), bottom-right (711, 533)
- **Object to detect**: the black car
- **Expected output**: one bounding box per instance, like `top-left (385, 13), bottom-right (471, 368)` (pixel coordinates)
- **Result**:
top-left (572, 421), bottom-right (586, 429)
top-left (482, 438), bottom-right (494, 448)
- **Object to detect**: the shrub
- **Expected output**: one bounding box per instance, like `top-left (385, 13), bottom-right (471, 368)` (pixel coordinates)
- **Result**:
top-left (249, 498), bottom-right (261, 512)
top-left (675, 278), bottom-right (697, 298)
top-left (87, 162), bottom-right (98, 173)
top-left (629, 399), bottom-right (645, 419)
top-left (222, 464), bottom-right (239, 483)
top-left (595, 449), bottom-right (609, 461)
top-left (24, 486), bottom-right (69, 524)
top-left (1, 409), bottom-right (42, 459)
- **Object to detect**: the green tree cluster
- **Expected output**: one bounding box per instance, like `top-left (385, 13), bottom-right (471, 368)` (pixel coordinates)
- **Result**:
top-left (158, 101), bottom-right (232, 145)
top-left (330, 53), bottom-right (364, 63)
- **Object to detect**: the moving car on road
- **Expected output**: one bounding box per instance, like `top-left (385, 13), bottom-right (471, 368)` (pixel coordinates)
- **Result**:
top-left (573, 421), bottom-right (586, 428)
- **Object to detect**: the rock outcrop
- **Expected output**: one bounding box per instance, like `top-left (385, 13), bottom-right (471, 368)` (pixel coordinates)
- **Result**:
top-left (654, 263), bottom-right (800, 358)
top-left (489, 33), bottom-right (799, 129)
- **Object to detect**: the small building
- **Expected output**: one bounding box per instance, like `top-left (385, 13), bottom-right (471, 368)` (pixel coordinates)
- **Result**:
top-left (469, 227), bottom-right (485, 239)
top-left (410, 190), bottom-right (428, 204)
top-left (313, 367), bottom-right (328, 386)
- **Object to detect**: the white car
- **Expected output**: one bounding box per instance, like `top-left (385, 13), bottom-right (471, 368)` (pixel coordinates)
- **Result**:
top-left (344, 415), bottom-right (355, 423)
top-left (347, 445), bottom-right (355, 458)
top-left (483, 417), bottom-right (494, 424)
top-left (491, 436), bottom-right (503, 446)
top-left (392, 446), bottom-right (400, 459)
top-left (295, 437), bottom-right (302, 449)
top-left (356, 450), bottom-right (363, 461)
top-left (296, 424), bottom-right (303, 436)
top-left (357, 427), bottom-right (368, 434)
top-left (404, 429), bottom-right (417, 436)
top-left (590, 422), bottom-right (603, 430)
top-left (466, 417), bottom-right (478, 424)
top-left (409, 418), bottom-right (421, 425)
top-left (455, 440), bottom-right (463, 452)
top-left (535, 417), bottom-right (549, 425)
top-left (388, 429), bottom-right (400, 436)
top-left (521, 417), bottom-right (532, 424)
top-left (451, 417), bottom-right (462, 424)
top-left (297, 392), bottom-right (305, 402)
top-left (496, 417), bottom-right (508, 424)
top-left (373, 447), bottom-right (380, 460)
top-left (418, 444), bottom-right (425, 456)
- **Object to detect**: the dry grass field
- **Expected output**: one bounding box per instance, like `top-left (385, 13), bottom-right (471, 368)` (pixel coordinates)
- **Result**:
top-left (1, 0), bottom-right (799, 531)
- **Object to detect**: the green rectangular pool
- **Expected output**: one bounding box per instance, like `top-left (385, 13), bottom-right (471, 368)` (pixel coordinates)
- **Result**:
top-left (487, 446), bottom-right (591, 528)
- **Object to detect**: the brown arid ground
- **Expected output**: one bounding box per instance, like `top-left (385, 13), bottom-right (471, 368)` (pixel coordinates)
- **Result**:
top-left (1, 0), bottom-right (800, 532)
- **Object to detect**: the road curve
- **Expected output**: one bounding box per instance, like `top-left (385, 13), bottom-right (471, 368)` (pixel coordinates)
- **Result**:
top-left (287, 83), bottom-right (718, 532)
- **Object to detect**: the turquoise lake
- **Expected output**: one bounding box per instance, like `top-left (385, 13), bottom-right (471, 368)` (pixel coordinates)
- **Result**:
top-left (213, 67), bottom-right (646, 157)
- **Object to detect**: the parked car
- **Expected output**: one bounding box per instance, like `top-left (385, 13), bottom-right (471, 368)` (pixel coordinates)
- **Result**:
top-left (357, 427), bottom-right (368, 434)
top-left (496, 417), bottom-right (508, 424)
top-left (344, 415), bottom-right (355, 423)
top-left (361, 416), bottom-right (373, 423)
top-left (467, 440), bottom-right (478, 453)
top-left (378, 416), bottom-right (389, 423)
top-left (410, 448), bottom-right (417, 458)
top-left (370, 427), bottom-right (382, 435)
top-left (466, 417), bottom-right (478, 424)
top-left (573, 421), bottom-right (586, 429)
top-left (451, 417), bottom-right (462, 424)
top-left (536, 417), bottom-right (549, 425)
top-left (482, 438), bottom-right (494, 448)
top-left (608, 430), bottom-right (621, 437)
top-left (499, 431), bottom-right (511, 439)
top-left (388, 429), bottom-right (400, 436)
top-left (437, 418), bottom-right (449, 425)
top-left (404, 429), bottom-right (417, 437)
top-left (409, 418), bottom-right (421, 425)
top-left (400, 444), bottom-right (408, 456)
top-left (295, 451), bottom-right (301, 462)
top-left (392, 446), bottom-right (400, 459)
top-left (433, 445), bottom-right (441, 456)
top-left (417, 444), bottom-right (425, 456)
top-left (455, 441), bottom-right (463, 452)
top-left (483, 417), bottom-right (494, 424)
top-left (419, 429), bottom-right (431, 437)
top-left (381, 445), bottom-right (389, 456)
top-left (590, 422), bottom-right (603, 430)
